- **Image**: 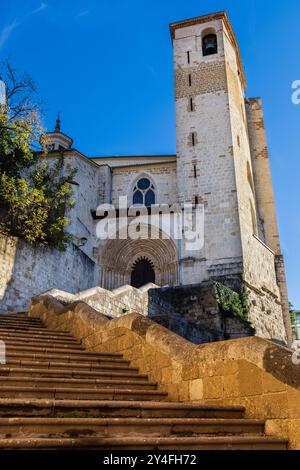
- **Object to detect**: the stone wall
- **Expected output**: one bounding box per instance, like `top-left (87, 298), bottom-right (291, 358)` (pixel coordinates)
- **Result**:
top-left (46, 284), bottom-right (157, 320)
top-left (111, 163), bottom-right (178, 207)
top-left (245, 98), bottom-right (281, 254)
top-left (148, 283), bottom-right (254, 343)
top-left (62, 153), bottom-right (100, 261)
top-left (41, 152), bottom-right (101, 261)
top-left (0, 237), bottom-right (95, 313)
top-left (44, 281), bottom-right (255, 345)
top-left (29, 296), bottom-right (300, 449)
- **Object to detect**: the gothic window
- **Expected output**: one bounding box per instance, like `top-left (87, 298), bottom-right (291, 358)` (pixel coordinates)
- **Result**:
top-left (133, 178), bottom-right (156, 206)
top-left (202, 34), bottom-right (218, 56)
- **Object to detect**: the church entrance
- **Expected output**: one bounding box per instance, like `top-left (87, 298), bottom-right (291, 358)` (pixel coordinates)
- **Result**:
top-left (131, 258), bottom-right (155, 288)
top-left (98, 235), bottom-right (179, 290)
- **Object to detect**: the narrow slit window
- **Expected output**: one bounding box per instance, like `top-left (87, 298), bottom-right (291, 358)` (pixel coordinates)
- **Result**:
top-left (195, 196), bottom-right (199, 205)
top-left (187, 51), bottom-right (190, 64)
top-left (194, 165), bottom-right (197, 178)
top-left (191, 133), bottom-right (195, 146)
top-left (241, 104), bottom-right (245, 122)
top-left (250, 200), bottom-right (258, 236)
top-left (188, 74), bottom-right (192, 86)
top-left (190, 97), bottom-right (194, 111)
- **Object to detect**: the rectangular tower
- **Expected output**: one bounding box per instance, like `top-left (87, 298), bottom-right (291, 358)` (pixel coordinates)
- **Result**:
top-left (170, 12), bottom-right (291, 344)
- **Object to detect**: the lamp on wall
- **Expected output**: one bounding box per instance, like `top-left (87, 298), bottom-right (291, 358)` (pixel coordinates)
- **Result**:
top-left (72, 236), bottom-right (88, 248)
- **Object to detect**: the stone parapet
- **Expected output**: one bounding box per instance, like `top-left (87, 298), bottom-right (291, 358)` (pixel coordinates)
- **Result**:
top-left (40, 281), bottom-right (255, 345)
top-left (29, 295), bottom-right (300, 449)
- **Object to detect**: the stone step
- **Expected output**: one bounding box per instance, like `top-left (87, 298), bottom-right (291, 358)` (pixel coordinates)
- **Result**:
top-left (0, 417), bottom-right (265, 438)
top-left (4, 344), bottom-right (90, 355)
top-left (0, 435), bottom-right (287, 450)
top-left (4, 359), bottom-right (139, 373)
top-left (0, 335), bottom-right (80, 348)
top-left (0, 318), bottom-right (53, 324)
top-left (0, 330), bottom-right (79, 343)
top-left (0, 322), bottom-right (68, 335)
top-left (0, 341), bottom-right (123, 360)
top-left (0, 319), bottom-right (44, 327)
top-left (4, 344), bottom-right (91, 355)
top-left (0, 387), bottom-right (168, 401)
top-left (0, 313), bottom-right (28, 318)
top-left (4, 340), bottom-right (84, 351)
top-left (0, 328), bottom-right (77, 338)
top-left (0, 312), bottom-right (37, 318)
top-left (0, 327), bottom-right (74, 338)
top-left (0, 366), bottom-right (148, 381)
top-left (0, 399), bottom-right (246, 419)
top-left (5, 352), bottom-right (130, 366)
top-left (0, 376), bottom-right (157, 390)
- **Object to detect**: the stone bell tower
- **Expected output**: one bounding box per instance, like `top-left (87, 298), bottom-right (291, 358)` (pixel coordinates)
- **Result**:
top-left (170, 11), bottom-right (292, 345)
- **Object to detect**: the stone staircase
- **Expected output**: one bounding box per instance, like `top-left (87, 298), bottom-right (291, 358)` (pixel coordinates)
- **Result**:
top-left (0, 313), bottom-right (288, 450)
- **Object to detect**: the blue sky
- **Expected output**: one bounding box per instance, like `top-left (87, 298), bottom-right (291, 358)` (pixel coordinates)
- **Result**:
top-left (1, 0), bottom-right (299, 308)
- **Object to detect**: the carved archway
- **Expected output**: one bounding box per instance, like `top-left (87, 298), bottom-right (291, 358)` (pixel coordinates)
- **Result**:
top-left (97, 229), bottom-right (179, 290)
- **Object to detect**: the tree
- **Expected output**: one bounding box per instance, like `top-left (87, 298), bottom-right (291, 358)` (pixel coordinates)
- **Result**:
top-left (0, 60), bottom-right (76, 250)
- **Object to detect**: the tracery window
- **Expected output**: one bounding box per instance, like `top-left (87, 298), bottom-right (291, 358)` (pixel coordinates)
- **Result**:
top-left (133, 178), bottom-right (155, 206)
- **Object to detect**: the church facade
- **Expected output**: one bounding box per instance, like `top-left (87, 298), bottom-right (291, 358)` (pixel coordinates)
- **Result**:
top-left (0, 12), bottom-right (292, 345)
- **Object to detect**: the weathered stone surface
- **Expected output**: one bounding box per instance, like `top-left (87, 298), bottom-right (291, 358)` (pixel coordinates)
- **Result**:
top-left (0, 236), bottom-right (95, 313)
top-left (28, 295), bottom-right (300, 448)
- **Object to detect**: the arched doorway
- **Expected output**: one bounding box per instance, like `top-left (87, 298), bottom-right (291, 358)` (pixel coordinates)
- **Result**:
top-left (97, 226), bottom-right (179, 290)
top-left (131, 257), bottom-right (155, 288)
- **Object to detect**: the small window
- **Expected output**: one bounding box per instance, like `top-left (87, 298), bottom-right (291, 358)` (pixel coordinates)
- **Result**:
top-left (237, 135), bottom-right (240, 147)
top-left (241, 104), bottom-right (245, 122)
top-left (133, 178), bottom-right (156, 207)
top-left (191, 132), bottom-right (195, 146)
top-left (187, 51), bottom-right (190, 64)
top-left (250, 200), bottom-right (258, 236)
top-left (194, 165), bottom-right (197, 178)
top-left (188, 74), bottom-right (192, 87)
top-left (247, 161), bottom-right (255, 194)
top-left (202, 34), bottom-right (218, 56)
top-left (190, 97), bottom-right (194, 112)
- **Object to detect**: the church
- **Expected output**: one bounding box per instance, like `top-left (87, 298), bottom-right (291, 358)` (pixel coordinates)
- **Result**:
top-left (0, 11), bottom-right (292, 345)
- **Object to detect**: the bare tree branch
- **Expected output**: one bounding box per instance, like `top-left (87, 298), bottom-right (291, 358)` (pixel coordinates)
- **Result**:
top-left (1, 59), bottom-right (43, 123)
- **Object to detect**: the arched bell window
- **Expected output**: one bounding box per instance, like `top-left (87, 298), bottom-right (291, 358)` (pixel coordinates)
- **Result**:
top-left (133, 177), bottom-right (156, 206)
top-left (202, 33), bottom-right (218, 56)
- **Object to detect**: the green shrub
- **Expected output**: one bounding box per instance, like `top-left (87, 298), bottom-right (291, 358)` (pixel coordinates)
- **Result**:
top-left (214, 281), bottom-right (250, 322)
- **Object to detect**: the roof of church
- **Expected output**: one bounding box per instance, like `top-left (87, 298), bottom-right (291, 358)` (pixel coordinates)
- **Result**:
top-left (40, 148), bottom-right (176, 170)
top-left (92, 155), bottom-right (176, 160)
top-left (92, 154), bottom-right (176, 168)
